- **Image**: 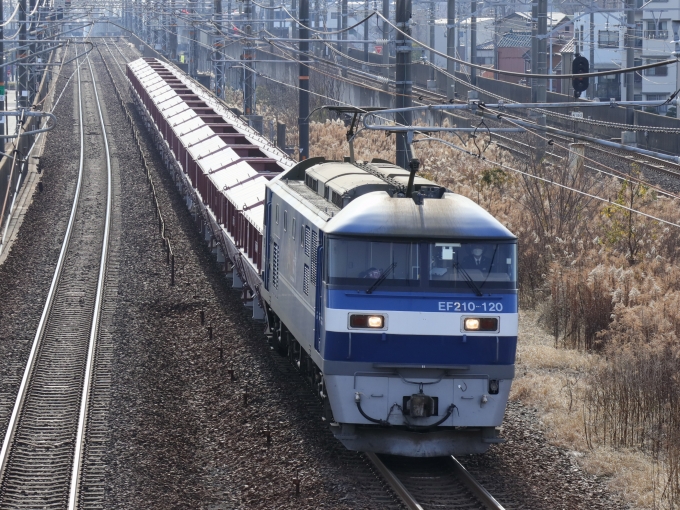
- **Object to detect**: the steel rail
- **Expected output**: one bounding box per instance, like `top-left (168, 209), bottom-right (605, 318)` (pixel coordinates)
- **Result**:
top-left (67, 52), bottom-right (114, 510)
top-left (367, 452), bottom-right (506, 510)
top-left (449, 455), bottom-right (506, 510)
top-left (366, 453), bottom-right (423, 510)
top-left (0, 44), bottom-right (87, 483)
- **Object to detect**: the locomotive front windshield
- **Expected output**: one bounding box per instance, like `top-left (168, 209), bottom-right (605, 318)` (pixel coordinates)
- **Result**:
top-left (327, 238), bottom-right (517, 292)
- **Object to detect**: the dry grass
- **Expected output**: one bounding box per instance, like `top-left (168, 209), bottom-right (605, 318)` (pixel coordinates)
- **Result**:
top-left (514, 311), bottom-right (675, 509)
top-left (241, 98), bottom-right (680, 509)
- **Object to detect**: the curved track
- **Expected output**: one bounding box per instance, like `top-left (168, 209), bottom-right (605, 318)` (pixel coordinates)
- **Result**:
top-left (0, 50), bottom-right (113, 509)
top-left (368, 453), bottom-right (506, 510)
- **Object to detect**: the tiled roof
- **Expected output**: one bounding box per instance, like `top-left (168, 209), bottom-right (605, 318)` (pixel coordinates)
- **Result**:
top-left (477, 40), bottom-right (495, 50)
top-left (497, 32), bottom-right (532, 48)
top-left (560, 38), bottom-right (576, 54)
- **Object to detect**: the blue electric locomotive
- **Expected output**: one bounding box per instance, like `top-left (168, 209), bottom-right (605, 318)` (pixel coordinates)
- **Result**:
top-left (126, 58), bottom-right (517, 458)
top-left (264, 158), bottom-right (518, 457)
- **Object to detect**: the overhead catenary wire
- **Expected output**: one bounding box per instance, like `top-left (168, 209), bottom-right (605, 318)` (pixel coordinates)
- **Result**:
top-left (118, 0), bottom-right (675, 227)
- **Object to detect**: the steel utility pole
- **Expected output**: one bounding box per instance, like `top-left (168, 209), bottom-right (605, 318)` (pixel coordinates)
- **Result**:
top-left (214, 0), bottom-right (224, 97)
top-left (446, 0), bottom-right (455, 99)
top-left (470, 0), bottom-right (476, 85)
top-left (395, 0), bottom-right (412, 169)
top-left (299, 0), bottom-right (310, 159)
top-left (625, 0), bottom-right (635, 123)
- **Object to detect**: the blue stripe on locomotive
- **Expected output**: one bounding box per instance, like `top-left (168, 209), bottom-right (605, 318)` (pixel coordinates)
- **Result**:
top-left (323, 331), bottom-right (517, 364)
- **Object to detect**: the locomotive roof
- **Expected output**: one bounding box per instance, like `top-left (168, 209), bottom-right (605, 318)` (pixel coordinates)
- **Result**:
top-left (324, 191), bottom-right (516, 240)
top-left (272, 159), bottom-right (516, 240)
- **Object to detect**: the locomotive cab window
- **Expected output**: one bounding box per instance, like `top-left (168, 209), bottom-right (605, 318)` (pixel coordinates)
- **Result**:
top-left (327, 237), bottom-right (517, 292)
top-left (428, 241), bottom-right (517, 291)
top-left (327, 238), bottom-right (420, 288)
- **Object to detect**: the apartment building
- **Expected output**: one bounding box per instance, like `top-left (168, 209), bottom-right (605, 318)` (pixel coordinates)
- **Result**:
top-left (639, 0), bottom-right (678, 113)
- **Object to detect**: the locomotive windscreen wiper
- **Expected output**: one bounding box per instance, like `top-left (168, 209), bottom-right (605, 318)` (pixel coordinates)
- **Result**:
top-left (366, 262), bottom-right (397, 294)
top-left (452, 262), bottom-right (484, 297)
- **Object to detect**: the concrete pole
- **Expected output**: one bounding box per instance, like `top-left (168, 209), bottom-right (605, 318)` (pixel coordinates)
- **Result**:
top-left (291, 0), bottom-right (297, 39)
top-left (470, 0), bottom-right (476, 85)
top-left (625, 0), bottom-right (635, 123)
top-left (446, 0), bottom-right (455, 99)
top-left (383, 0), bottom-right (390, 77)
top-left (244, 5), bottom-right (255, 114)
top-left (395, 0), bottom-right (412, 169)
top-left (536, 0), bottom-right (547, 149)
top-left (530, 0), bottom-right (537, 102)
top-left (314, 0), bottom-right (320, 55)
top-left (341, 0), bottom-right (347, 77)
top-left (169, 0), bottom-right (177, 59)
top-left (429, 0), bottom-right (435, 80)
top-left (537, 0), bottom-right (547, 102)
top-left (299, 0), bottom-right (309, 159)
top-left (589, 11), bottom-right (594, 99)
top-left (673, 20), bottom-right (680, 119)
top-left (364, 0), bottom-right (369, 68)
top-left (18, 0), bottom-right (27, 108)
top-left (0, 0), bottom-right (4, 138)
top-left (337, 0), bottom-right (342, 50)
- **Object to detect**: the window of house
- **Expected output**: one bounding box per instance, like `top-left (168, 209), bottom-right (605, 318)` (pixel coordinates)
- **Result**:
top-left (645, 20), bottom-right (668, 39)
top-left (644, 59), bottom-right (668, 76)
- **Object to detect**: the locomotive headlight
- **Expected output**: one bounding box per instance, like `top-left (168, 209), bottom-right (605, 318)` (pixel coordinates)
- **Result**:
top-left (464, 318), bottom-right (481, 331)
top-left (349, 314), bottom-right (385, 329)
top-left (463, 317), bottom-right (499, 332)
top-left (367, 316), bottom-right (384, 328)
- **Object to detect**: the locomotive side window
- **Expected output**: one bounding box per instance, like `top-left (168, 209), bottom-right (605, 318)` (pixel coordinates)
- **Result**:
top-left (292, 218), bottom-right (296, 239)
top-left (283, 210), bottom-right (288, 232)
top-left (275, 204), bottom-right (279, 224)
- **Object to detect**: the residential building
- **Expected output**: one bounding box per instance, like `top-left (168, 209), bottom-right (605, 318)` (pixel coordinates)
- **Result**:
top-left (640, 0), bottom-right (678, 113)
top-left (432, 17), bottom-right (495, 68)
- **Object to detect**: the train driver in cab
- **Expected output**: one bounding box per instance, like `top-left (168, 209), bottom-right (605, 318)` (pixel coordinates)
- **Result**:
top-left (461, 244), bottom-right (492, 273)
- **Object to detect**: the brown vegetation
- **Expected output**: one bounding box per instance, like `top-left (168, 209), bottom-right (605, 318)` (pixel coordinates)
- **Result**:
top-left (304, 124), bottom-right (680, 508)
top-left (229, 86), bottom-right (680, 504)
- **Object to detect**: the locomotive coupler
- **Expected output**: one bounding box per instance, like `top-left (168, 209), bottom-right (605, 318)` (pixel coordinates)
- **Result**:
top-left (407, 390), bottom-right (435, 418)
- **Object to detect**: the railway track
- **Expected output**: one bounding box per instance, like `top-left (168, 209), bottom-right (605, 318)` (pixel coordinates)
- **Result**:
top-left (368, 453), bottom-right (505, 510)
top-left (0, 49), bottom-right (114, 509)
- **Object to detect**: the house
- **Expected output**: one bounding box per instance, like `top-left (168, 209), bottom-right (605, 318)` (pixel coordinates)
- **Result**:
top-left (432, 17), bottom-right (495, 68)
top-left (639, 3), bottom-right (677, 113)
top-left (496, 32), bottom-right (532, 84)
